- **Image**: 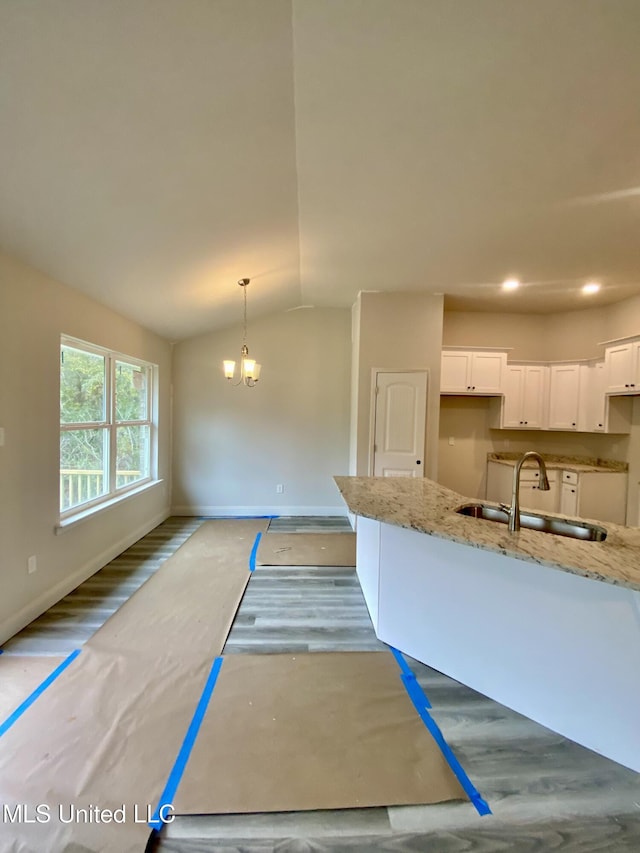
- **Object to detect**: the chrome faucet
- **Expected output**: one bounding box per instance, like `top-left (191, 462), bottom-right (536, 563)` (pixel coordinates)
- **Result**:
top-left (508, 451), bottom-right (550, 533)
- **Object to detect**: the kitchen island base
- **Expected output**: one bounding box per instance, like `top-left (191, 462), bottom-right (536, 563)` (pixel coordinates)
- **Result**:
top-left (357, 517), bottom-right (640, 773)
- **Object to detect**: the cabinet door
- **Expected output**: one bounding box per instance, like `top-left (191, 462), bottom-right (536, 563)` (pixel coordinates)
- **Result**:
top-left (589, 362), bottom-right (606, 431)
top-left (501, 366), bottom-right (525, 427)
top-left (518, 479), bottom-right (558, 513)
top-left (470, 352), bottom-right (504, 393)
top-left (605, 344), bottom-right (633, 393)
top-left (441, 352), bottom-right (471, 392)
top-left (632, 343), bottom-right (640, 392)
top-left (548, 365), bottom-right (580, 430)
top-left (560, 482), bottom-right (579, 516)
top-left (521, 366), bottom-right (547, 428)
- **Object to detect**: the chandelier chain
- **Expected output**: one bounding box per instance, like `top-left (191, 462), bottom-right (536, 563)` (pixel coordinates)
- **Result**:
top-left (242, 283), bottom-right (248, 345)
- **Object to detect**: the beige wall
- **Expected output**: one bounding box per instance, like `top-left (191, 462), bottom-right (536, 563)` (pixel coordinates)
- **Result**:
top-left (0, 251), bottom-right (172, 644)
top-left (438, 397), bottom-right (495, 499)
top-left (439, 298), bottom-right (640, 519)
top-left (171, 308), bottom-right (351, 514)
top-left (443, 308), bottom-right (610, 362)
top-left (443, 312), bottom-right (548, 361)
top-left (352, 292), bottom-right (444, 480)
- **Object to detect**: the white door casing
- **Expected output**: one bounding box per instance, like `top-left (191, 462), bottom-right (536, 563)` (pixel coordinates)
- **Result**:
top-left (372, 371), bottom-right (427, 477)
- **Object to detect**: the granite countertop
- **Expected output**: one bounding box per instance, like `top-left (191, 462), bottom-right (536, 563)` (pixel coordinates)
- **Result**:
top-left (487, 453), bottom-right (628, 474)
top-left (334, 475), bottom-right (640, 593)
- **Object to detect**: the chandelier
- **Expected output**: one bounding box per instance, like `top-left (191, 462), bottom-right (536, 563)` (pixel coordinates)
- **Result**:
top-left (223, 278), bottom-right (262, 386)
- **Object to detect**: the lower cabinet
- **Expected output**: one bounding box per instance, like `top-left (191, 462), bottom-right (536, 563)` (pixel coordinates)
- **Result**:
top-left (560, 481), bottom-right (579, 517)
top-left (486, 462), bottom-right (558, 512)
top-left (557, 469), bottom-right (627, 525)
top-left (486, 461), bottom-right (628, 524)
top-left (517, 471), bottom-right (559, 513)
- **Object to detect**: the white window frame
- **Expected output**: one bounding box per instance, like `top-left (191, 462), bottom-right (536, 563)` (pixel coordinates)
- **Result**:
top-left (59, 335), bottom-right (158, 523)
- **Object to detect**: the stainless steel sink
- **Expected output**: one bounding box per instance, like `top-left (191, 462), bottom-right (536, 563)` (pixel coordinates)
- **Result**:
top-left (455, 503), bottom-right (607, 542)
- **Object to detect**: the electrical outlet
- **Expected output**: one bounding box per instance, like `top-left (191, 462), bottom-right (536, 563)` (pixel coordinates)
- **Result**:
top-left (448, 436), bottom-right (455, 446)
top-left (276, 484), bottom-right (284, 494)
top-left (27, 555), bottom-right (37, 575)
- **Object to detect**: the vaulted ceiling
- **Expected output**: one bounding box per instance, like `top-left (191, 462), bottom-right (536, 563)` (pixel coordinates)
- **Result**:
top-left (1, 0), bottom-right (639, 339)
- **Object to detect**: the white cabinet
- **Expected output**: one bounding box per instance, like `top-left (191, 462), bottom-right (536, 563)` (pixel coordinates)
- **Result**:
top-left (560, 479), bottom-right (579, 516)
top-left (518, 469), bottom-right (559, 512)
top-left (582, 362), bottom-right (606, 432)
top-left (604, 340), bottom-right (640, 394)
top-left (579, 361), bottom-right (632, 434)
top-left (441, 349), bottom-right (506, 394)
top-left (498, 364), bottom-right (547, 429)
top-left (548, 364), bottom-right (581, 430)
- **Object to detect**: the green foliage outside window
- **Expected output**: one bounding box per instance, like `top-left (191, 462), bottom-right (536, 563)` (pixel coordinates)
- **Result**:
top-left (60, 343), bottom-right (152, 510)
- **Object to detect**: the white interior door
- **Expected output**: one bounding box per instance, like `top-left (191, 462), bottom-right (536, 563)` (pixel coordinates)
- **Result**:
top-left (373, 371), bottom-right (427, 477)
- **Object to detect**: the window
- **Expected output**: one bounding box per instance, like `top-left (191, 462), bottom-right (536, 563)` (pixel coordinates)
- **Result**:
top-left (60, 337), bottom-right (156, 518)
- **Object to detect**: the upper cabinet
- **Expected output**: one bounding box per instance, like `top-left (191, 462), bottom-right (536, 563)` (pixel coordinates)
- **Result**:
top-left (604, 337), bottom-right (640, 394)
top-left (499, 364), bottom-right (548, 429)
top-left (441, 348), bottom-right (507, 394)
top-left (548, 364), bottom-right (582, 430)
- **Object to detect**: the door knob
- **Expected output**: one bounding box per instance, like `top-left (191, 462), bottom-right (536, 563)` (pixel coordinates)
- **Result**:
top-left (416, 460), bottom-right (421, 464)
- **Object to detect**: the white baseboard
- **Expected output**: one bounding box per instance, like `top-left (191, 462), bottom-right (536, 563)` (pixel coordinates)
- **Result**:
top-left (170, 505), bottom-right (348, 518)
top-left (0, 509), bottom-right (170, 647)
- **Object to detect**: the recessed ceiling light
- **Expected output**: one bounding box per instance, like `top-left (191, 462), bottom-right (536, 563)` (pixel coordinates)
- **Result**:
top-left (502, 278), bottom-right (520, 291)
top-left (582, 281), bottom-right (601, 295)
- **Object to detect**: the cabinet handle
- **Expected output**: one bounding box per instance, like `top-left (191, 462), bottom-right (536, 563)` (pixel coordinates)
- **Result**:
top-left (571, 489), bottom-right (575, 493)
top-left (472, 386), bottom-right (476, 390)
top-left (572, 422), bottom-right (576, 426)
top-left (625, 384), bottom-right (630, 388)
top-left (524, 421), bottom-right (528, 424)
top-left (467, 386), bottom-right (471, 390)
top-left (632, 384), bottom-right (636, 388)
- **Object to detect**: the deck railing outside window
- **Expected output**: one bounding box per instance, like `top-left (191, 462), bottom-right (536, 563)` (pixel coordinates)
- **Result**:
top-left (60, 470), bottom-right (141, 511)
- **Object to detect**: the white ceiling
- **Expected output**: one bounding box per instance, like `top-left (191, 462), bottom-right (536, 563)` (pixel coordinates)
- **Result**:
top-left (1, 0), bottom-right (639, 339)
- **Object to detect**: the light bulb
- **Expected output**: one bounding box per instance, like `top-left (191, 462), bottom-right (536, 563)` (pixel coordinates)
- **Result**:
top-left (243, 358), bottom-right (256, 379)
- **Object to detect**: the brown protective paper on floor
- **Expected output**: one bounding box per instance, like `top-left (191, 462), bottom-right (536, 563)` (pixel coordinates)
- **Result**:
top-left (174, 652), bottom-right (467, 814)
top-left (0, 519), bottom-right (267, 853)
top-left (257, 532), bottom-right (356, 566)
top-left (0, 656), bottom-right (65, 722)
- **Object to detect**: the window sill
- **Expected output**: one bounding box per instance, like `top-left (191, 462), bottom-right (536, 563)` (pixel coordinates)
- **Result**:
top-left (55, 479), bottom-right (164, 535)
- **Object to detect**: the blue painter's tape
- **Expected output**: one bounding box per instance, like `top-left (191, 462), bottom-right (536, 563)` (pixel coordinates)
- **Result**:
top-left (390, 646), bottom-right (431, 709)
top-left (0, 649), bottom-right (4, 655)
top-left (202, 515), bottom-right (280, 520)
top-left (0, 649), bottom-right (81, 738)
top-left (390, 647), bottom-right (491, 817)
top-left (149, 656), bottom-right (224, 829)
top-left (249, 531), bottom-right (262, 573)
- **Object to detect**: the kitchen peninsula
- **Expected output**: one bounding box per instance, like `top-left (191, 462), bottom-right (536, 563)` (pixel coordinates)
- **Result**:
top-left (335, 475), bottom-right (640, 772)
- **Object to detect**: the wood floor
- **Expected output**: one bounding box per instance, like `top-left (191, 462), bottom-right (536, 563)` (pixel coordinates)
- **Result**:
top-left (3, 516), bottom-right (640, 852)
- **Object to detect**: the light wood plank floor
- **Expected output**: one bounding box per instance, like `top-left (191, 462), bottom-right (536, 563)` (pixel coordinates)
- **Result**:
top-left (3, 516), bottom-right (639, 852)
